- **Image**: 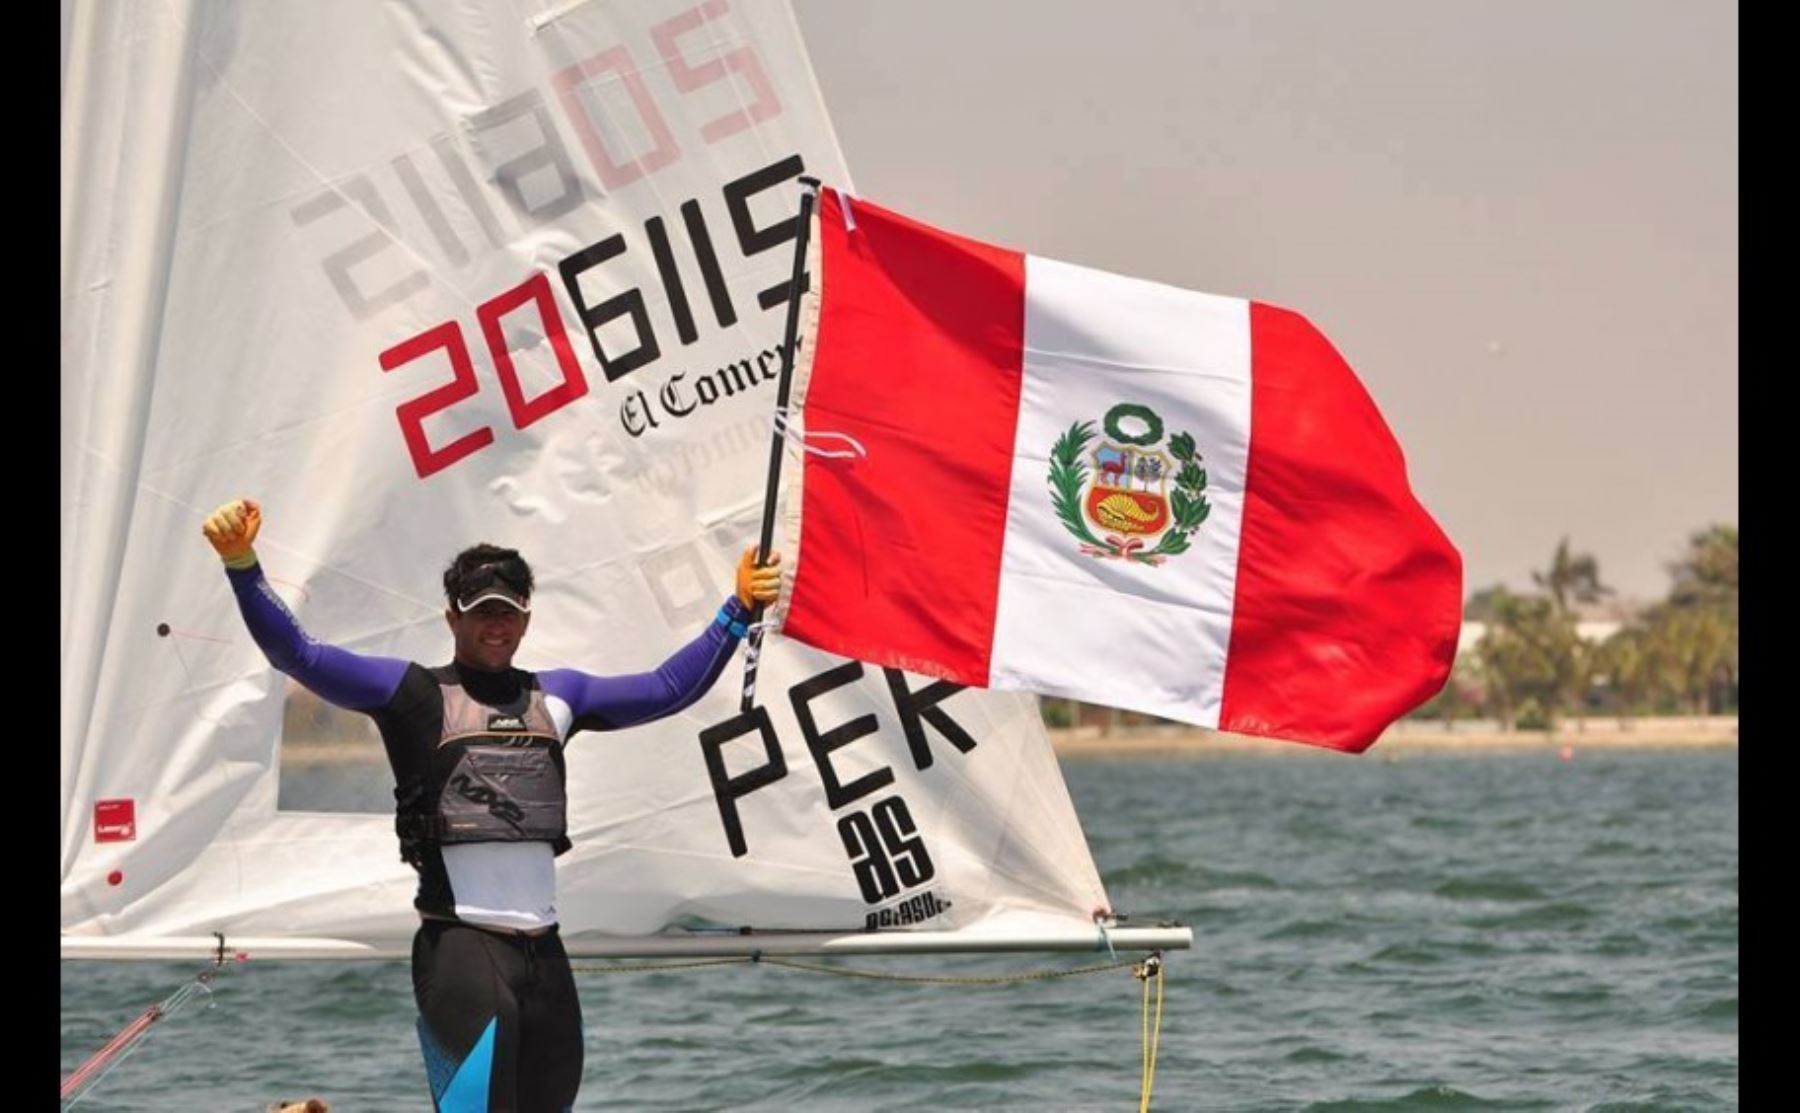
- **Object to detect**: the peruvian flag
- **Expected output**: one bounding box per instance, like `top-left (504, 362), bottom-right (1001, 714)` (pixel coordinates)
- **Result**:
top-left (771, 188), bottom-right (1461, 753)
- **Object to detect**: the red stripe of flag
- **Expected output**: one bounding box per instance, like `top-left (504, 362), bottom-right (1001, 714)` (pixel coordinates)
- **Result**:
top-left (1221, 303), bottom-right (1464, 751)
top-left (783, 191), bottom-right (1026, 683)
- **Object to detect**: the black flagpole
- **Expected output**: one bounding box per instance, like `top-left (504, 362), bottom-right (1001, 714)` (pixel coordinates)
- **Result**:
top-left (740, 174), bottom-right (821, 712)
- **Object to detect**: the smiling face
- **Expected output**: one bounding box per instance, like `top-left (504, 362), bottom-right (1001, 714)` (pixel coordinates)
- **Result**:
top-left (446, 600), bottom-right (531, 672)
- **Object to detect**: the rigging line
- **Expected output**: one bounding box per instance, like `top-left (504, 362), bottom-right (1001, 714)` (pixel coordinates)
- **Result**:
top-left (157, 625), bottom-right (234, 646)
top-left (1136, 953), bottom-right (1165, 1112)
top-left (568, 950), bottom-right (1169, 1104)
top-left (61, 963), bottom-right (225, 1108)
top-left (758, 955), bottom-right (1140, 986)
top-left (571, 954), bottom-right (1143, 987)
top-left (162, 624), bottom-right (203, 693)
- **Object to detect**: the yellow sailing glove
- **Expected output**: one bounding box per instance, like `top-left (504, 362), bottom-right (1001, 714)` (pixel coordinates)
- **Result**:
top-left (202, 498), bottom-right (262, 570)
top-left (736, 547), bottom-right (782, 608)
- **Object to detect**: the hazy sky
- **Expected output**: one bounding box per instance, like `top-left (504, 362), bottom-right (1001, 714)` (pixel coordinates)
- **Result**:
top-left (791, 1), bottom-right (1736, 604)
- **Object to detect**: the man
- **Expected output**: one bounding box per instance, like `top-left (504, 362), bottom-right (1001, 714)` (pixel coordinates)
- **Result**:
top-left (203, 498), bottom-right (780, 1113)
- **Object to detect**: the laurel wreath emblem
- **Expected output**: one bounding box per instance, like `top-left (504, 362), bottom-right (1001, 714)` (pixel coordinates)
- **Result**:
top-left (1048, 404), bottom-right (1210, 566)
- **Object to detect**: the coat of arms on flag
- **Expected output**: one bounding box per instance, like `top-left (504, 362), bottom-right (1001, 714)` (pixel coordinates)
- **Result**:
top-left (1048, 402), bottom-right (1211, 566)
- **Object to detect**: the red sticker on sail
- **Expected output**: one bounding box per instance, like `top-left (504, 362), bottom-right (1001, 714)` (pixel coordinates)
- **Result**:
top-left (94, 800), bottom-right (137, 843)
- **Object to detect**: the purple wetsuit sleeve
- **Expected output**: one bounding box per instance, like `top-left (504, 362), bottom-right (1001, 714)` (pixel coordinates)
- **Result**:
top-left (540, 596), bottom-right (749, 733)
top-left (225, 564), bottom-right (410, 712)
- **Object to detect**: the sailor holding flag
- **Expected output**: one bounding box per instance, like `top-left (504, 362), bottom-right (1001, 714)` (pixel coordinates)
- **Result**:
top-left (203, 497), bottom-right (781, 1112)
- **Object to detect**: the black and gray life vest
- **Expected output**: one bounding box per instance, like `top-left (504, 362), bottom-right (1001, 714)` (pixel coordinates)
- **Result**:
top-left (394, 668), bottom-right (570, 864)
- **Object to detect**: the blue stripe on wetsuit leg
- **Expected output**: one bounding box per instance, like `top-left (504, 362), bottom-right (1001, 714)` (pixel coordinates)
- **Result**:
top-left (418, 1016), bottom-right (498, 1112)
top-left (416, 1017), bottom-right (457, 1102)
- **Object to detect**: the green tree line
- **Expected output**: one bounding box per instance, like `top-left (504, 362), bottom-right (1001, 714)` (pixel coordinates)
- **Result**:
top-left (1417, 524), bottom-right (1738, 730)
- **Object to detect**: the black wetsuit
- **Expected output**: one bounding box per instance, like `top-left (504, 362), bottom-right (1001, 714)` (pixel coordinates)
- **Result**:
top-left (412, 905), bottom-right (583, 1112)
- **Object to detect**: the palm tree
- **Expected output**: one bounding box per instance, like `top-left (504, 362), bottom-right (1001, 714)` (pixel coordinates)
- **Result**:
top-left (1669, 524), bottom-right (1738, 607)
top-left (1532, 537), bottom-right (1612, 614)
top-left (1664, 524), bottom-right (1738, 713)
top-left (1476, 589), bottom-right (1580, 731)
top-left (1526, 539), bottom-right (1611, 727)
top-left (1594, 629), bottom-right (1648, 720)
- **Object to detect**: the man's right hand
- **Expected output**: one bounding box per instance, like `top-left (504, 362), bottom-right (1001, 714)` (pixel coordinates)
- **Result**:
top-left (203, 498), bottom-right (262, 570)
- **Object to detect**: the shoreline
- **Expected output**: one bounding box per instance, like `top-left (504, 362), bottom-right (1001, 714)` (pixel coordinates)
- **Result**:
top-left (1048, 716), bottom-right (1739, 757)
top-left (280, 716), bottom-right (1738, 766)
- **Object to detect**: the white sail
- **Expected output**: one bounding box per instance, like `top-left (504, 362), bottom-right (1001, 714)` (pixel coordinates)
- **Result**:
top-left (62, 0), bottom-right (1172, 958)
